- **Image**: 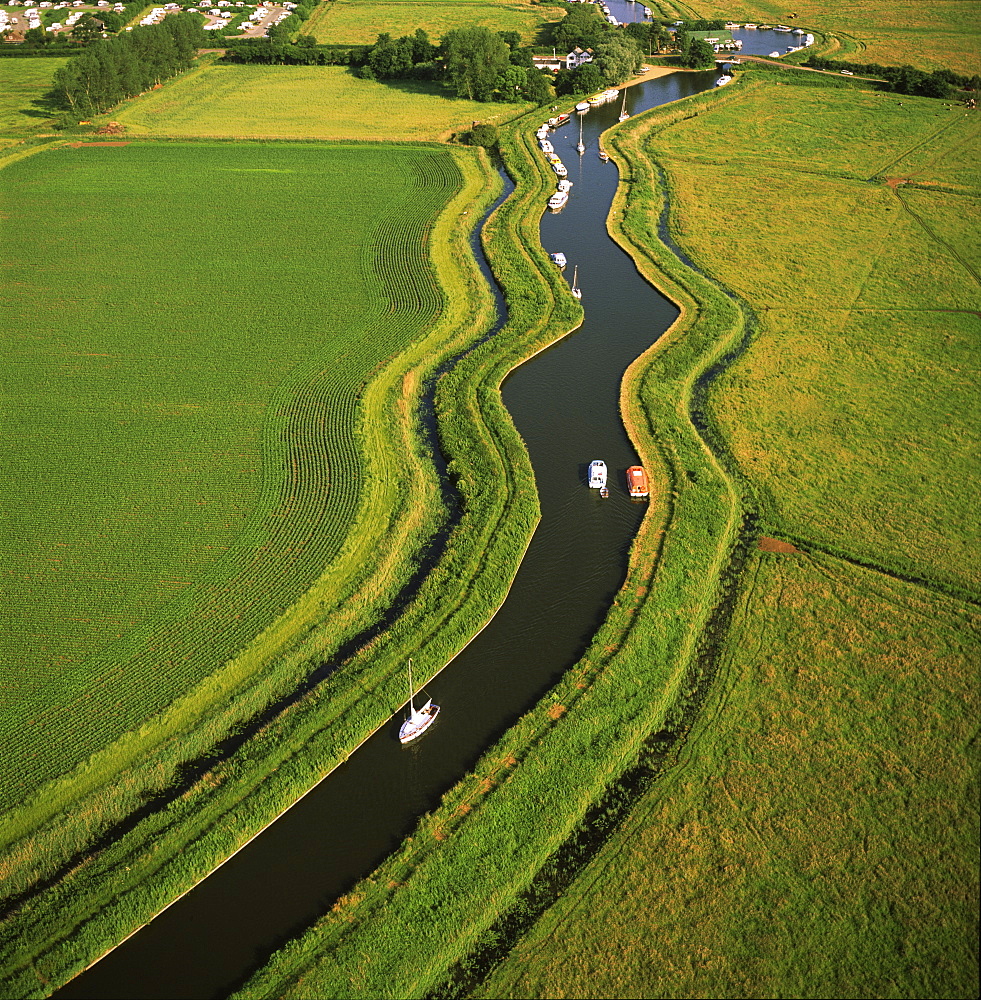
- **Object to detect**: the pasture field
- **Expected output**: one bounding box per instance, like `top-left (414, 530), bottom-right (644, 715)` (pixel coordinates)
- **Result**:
top-left (474, 550), bottom-right (980, 1000)
top-left (666, 0), bottom-right (981, 74)
top-left (0, 58), bottom-right (68, 133)
top-left (305, 0), bottom-right (560, 46)
top-left (648, 83), bottom-right (981, 594)
top-left (108, 63), bottom-right (529, 139)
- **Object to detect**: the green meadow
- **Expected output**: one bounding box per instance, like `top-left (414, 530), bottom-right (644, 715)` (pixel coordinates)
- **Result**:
top-left (305, 0), bottom-right (560, 46)
top-left (0, 57), bottom-right (68, 133)
top-left (647, 84), bottom-right (981, 593)
top-left (1, 140), bottom-right (465, 806)
top-left (475, 550), bottom-right (980, 999)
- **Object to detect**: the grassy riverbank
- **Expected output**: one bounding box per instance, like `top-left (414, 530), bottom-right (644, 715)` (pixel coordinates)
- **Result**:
top-left (467, 69), bottom-right (979, 996)
top-left (235, 67), bottom-right (978, 999)
top-left (0, 138), bottom-right (523, 997)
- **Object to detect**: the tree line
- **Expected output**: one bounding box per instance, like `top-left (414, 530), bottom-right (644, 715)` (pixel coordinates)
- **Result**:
top-left (803, 57), bottom-right (979, 98)
top-left (51, 14), bottom-right (203, 118)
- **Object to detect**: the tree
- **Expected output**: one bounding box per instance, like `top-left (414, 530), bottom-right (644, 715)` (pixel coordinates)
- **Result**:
top-left (680, 38), bottom-right (715, 69)
top-left (469, 122), bottom-right (498, 147)
top-left (521, 67), bottom-right (553, 104)
top-left (495, 65), bottom-right (528, 102)
top-left (592, 36), bottom-right (642, 84)
top-left (71, 14), bottom-right (106, 44)
top-left (441, 27), bottom-right (510, 101)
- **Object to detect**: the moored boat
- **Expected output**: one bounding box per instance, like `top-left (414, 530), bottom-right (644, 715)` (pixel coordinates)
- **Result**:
top-left (576, 101), bottom-right (590, 113)
top-left (626, 465), bottom-right (649, 498)
top-left (551, 251), bottom-right (567, 268)
top-left (548, 190), bottom-right (569, 211)
top-left (588, 459), bottom-right (607, 489)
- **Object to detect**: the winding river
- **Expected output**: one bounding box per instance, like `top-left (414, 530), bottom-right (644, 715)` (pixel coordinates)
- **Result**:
top-left (58, 61), bottom-right (717, 1000)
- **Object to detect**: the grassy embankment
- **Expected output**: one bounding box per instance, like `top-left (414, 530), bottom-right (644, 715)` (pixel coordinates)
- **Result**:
top-left (0, 136), bottom-right (548, 997)
top-left (235, 67), bottom-right (979, 998)
top-left (231, 98), bottom-right (755, 1000)
top-left (661, 0), bottom-right (981, 75)
top-left (304, 0), bottom-right (561, 47)
top-left (470, 72), bottom-right (980, 997)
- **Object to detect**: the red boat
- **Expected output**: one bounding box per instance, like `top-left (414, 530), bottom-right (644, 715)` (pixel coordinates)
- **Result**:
top-left (626, 465), bottom-right (649, 498)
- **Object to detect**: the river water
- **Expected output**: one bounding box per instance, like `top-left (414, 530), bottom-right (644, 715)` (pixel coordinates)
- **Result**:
top-left (57, 66), bottom-right (716, 1000)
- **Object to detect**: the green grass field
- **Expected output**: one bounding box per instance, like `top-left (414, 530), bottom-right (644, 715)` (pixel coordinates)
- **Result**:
top-left (0, 140), bottom-right (460, 809)
top-left (304, 0), bottom-right (560, 46)
top-left (666, 1), bottom-right (981, 74)
top-left (0, 58), bottom-right (69, 133)
top-left (648, 84), bottom-right (981, 594)
top-left (108, 62), bottom-right (530, 139)
top-left (475, 549), bottom-right (980, 1000)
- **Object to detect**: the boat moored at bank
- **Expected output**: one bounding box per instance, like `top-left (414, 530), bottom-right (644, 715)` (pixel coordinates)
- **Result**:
top-left (626, 465), bottom-right (649, 498)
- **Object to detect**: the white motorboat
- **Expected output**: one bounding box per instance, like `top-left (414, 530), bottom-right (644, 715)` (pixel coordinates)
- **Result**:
top-left (557, 178), bottom-right (573, 192)
top-left (398, 659), bottom-right (439, 745)
top-left (551, 251), bottom-right (567, 268)
top-left (576, 101), bottom-right (590, 113)
top-left (540, 139), bottom-right (554, 153)
top-left (548, 190), bottom-right (569, 211)
top-left (715, 74), bottom-right (732, 86)
top-left (588, 459), bottom-right (607, 489)
top-left (553, 161), bottom-right (568, 177)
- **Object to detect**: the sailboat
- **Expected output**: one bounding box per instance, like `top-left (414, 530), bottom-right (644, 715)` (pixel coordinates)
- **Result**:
top-left (618, 89), bottom-right (630, 122)
top-left (571, 264), bottom-right (582, 299)
top-left (398, 659), bottom-right (439, 744)
top-left (576, 114), bottom-right (585, 155)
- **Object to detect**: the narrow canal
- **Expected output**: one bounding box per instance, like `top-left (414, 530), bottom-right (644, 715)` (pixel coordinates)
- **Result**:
top-left (58, 65), bottom-right (717, 1000)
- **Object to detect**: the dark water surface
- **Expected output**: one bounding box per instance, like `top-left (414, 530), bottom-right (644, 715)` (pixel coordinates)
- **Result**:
top-left (57, 68), bottom-right (715, 1000)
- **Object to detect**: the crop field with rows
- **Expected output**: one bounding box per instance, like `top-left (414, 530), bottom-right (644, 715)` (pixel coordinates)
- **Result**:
top-left (0, 140), bottom-right (460, 811)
